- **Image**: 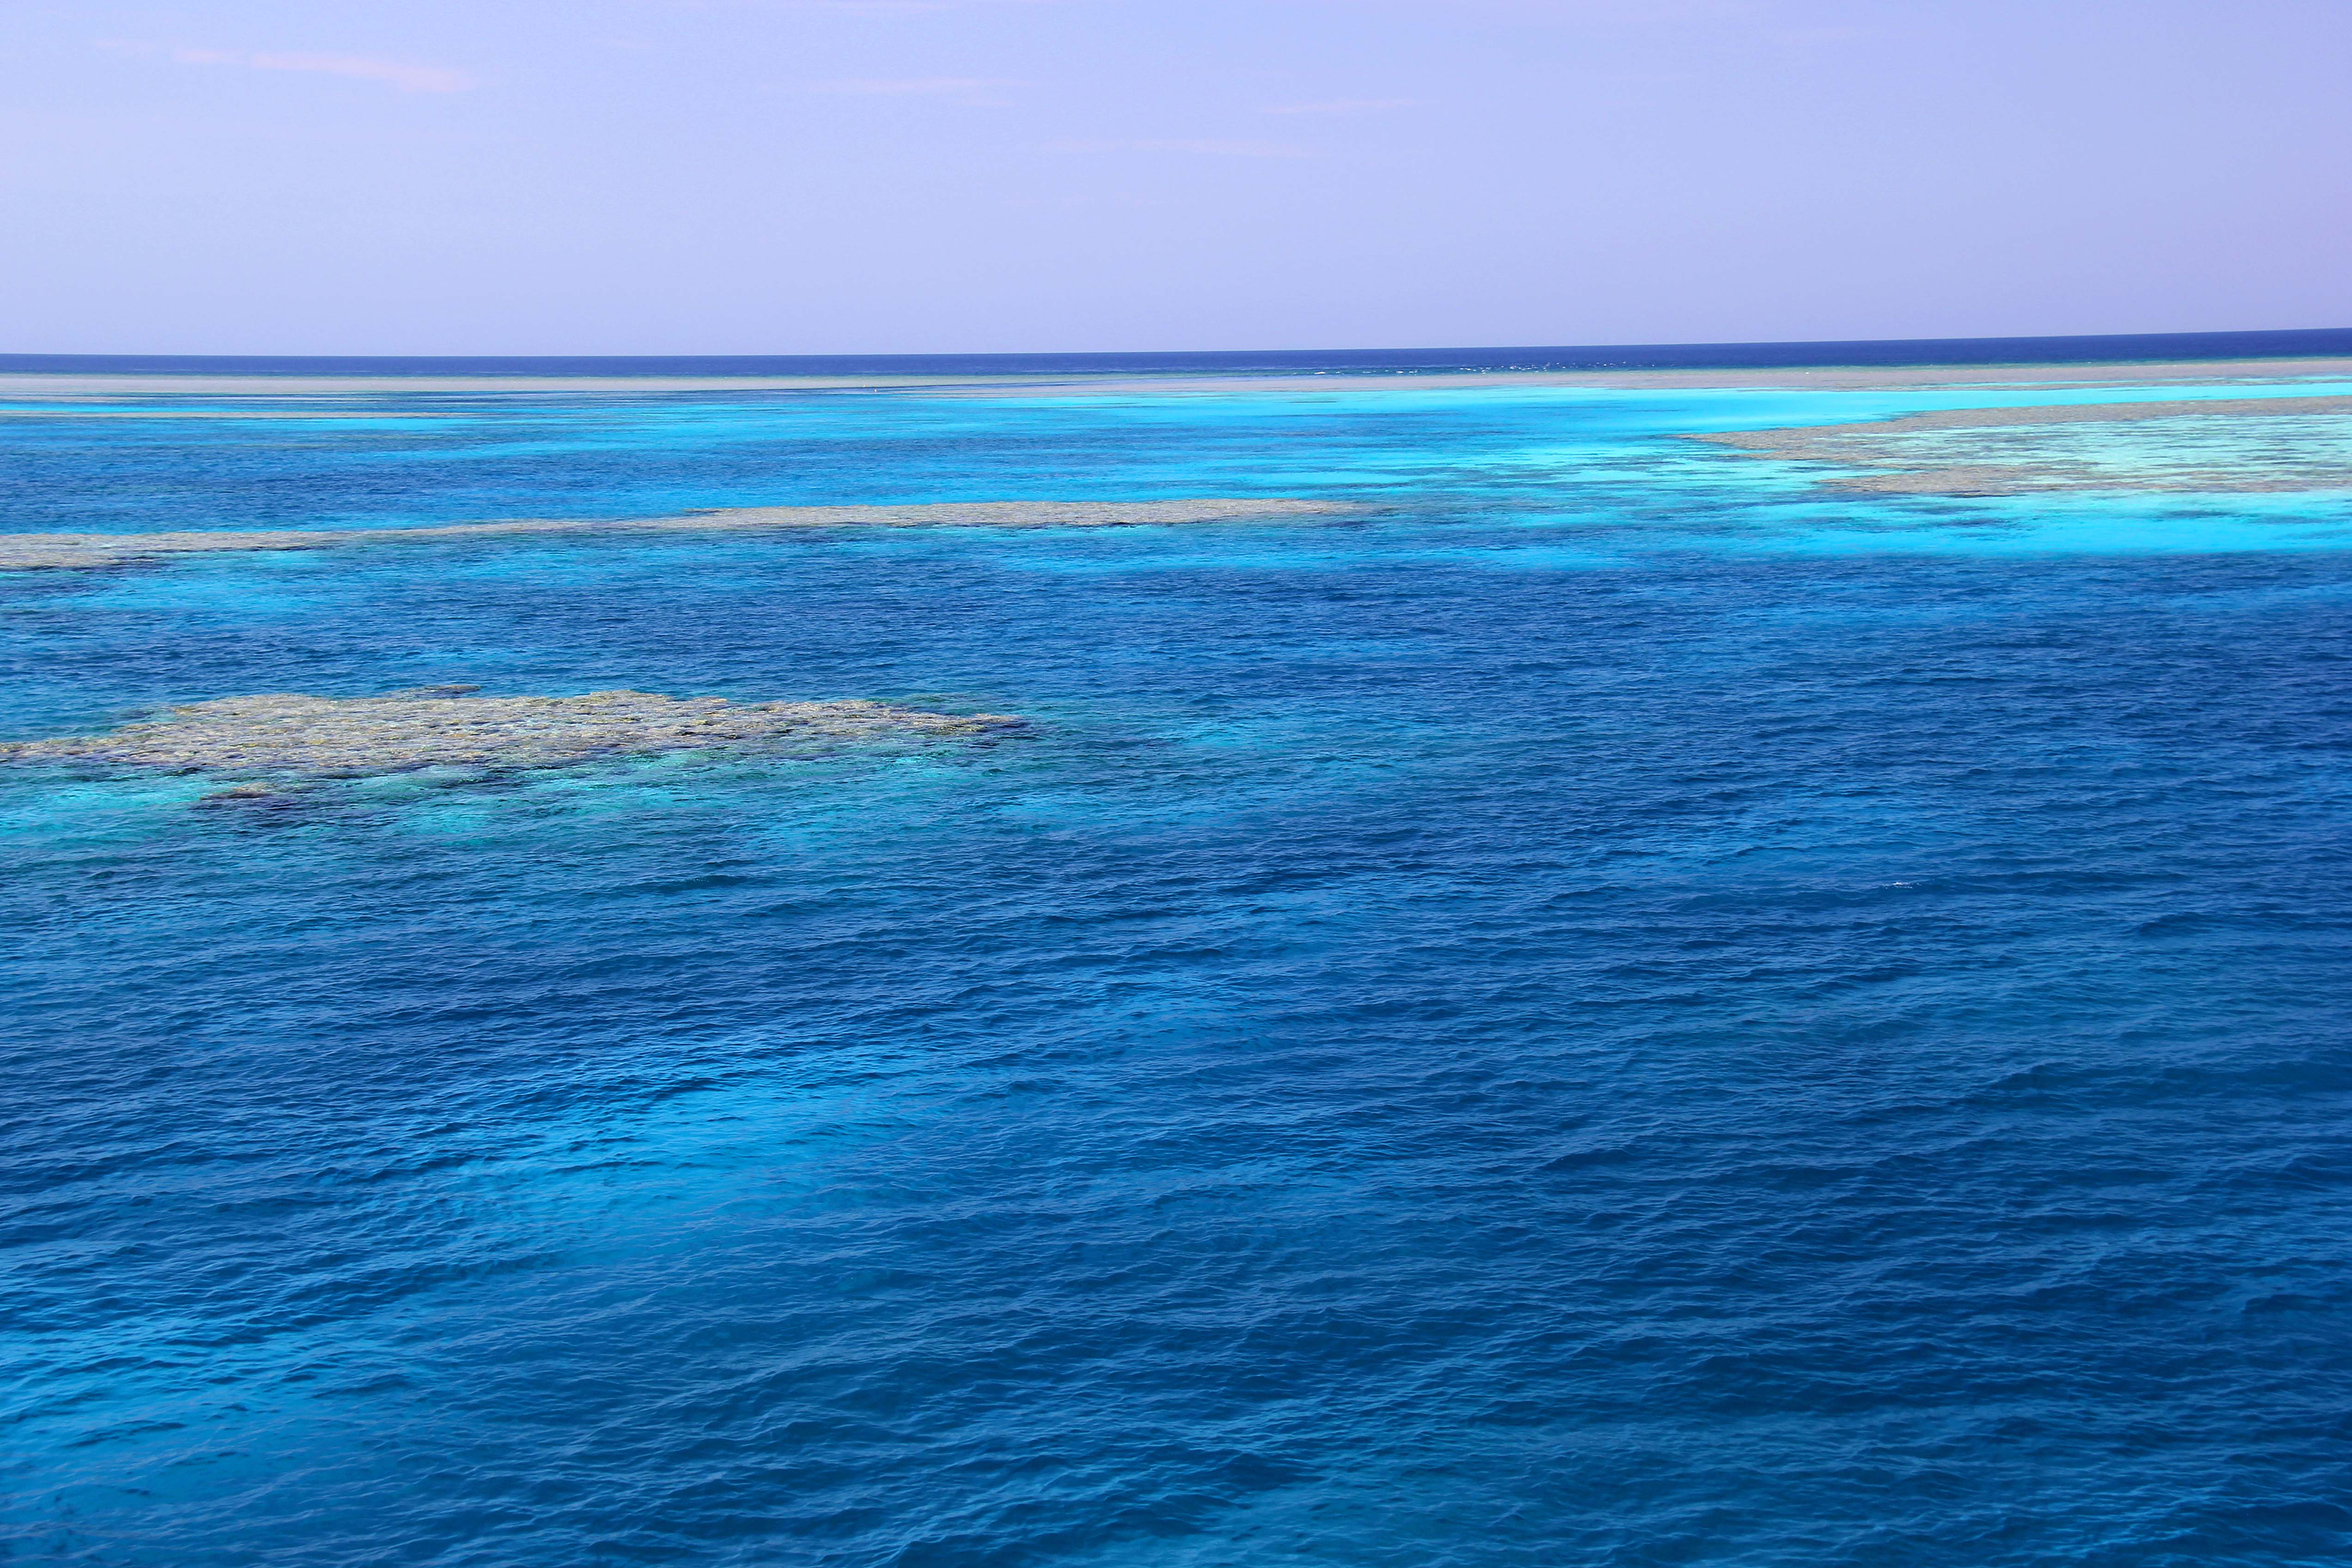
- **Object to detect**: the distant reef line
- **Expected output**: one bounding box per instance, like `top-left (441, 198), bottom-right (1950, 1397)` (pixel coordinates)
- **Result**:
top-left (1691, 394), bottom-right (2352, 496)
top-left (0, 498), bottom-right (1356, 572)
top-left (7, 353), bottom-right (2352, 401)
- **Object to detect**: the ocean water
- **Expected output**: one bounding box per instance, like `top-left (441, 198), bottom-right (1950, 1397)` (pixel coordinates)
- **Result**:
top-left (4, 366), bottom-right (2351, 1566)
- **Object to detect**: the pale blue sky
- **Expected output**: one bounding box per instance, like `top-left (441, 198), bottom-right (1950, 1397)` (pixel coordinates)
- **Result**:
top-left (8, 0), bottom-right (2348, 354)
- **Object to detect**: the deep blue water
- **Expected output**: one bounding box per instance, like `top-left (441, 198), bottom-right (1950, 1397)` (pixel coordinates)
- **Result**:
top-left (4, 373), bottom-right (2351, 1566)
top-left (6, 324), bottom-right (2352, 378)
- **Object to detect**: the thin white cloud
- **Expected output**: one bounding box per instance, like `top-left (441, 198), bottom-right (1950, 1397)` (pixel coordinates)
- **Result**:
top-left (1262, 98), bottom-right (1426, 115)
top-left (738, 0), bottom-right (1065, 12)
top-left (168, 47), bottom-right (476, 94)
top-left (812, 77), bottom-right (1023, 103)
top-left (765, 1), bottom-right (959, 11)
top-left (1047, 138), bottom-right (1312, 158)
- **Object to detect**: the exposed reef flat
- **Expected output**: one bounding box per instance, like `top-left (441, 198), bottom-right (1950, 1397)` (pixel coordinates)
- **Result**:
top-left (1694, 394), bottom-right (2352, 496)
top-left (0, 689), bottom-right (1020, 780)
top-left (0, 498), bottom-right (1350, 572)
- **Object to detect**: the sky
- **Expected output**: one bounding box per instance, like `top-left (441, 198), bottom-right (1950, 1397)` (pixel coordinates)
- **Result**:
top-left (6, 0), bottom-right (2350, 355)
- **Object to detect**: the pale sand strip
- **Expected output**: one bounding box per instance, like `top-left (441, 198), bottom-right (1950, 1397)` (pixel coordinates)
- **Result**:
top-left (0, 689), bottom-right (1021, 781)
top-left (0, 498), bottom-right (1352, 572)
top-left (1692, 395), bottom-right (2352, 496)
top-left (975, 360), bottom-right (2352, 398)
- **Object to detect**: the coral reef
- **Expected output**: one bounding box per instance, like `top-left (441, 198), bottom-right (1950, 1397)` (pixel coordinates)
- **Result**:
top-left (1693, 395), bottom-right (2352, 496)
top-left (0, 498), bottom-right (1352, 572)
top-left (0, 688), bottom-right (1020, 779)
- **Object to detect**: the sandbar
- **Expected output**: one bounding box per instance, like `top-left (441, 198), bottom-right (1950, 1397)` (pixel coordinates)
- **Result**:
top-left (0, 689), bottom-right (1020, 780)
top-left (0, 498), bottom-right (1352, 573)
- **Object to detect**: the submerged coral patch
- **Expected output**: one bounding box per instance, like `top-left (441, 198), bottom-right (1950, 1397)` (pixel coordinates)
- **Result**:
top-left (0, 689), bottom-right (1021, 779)
top-left (0, 498), bottom-right (1353, 572)
top-left (1695, 394), bottom-right (2352, 496)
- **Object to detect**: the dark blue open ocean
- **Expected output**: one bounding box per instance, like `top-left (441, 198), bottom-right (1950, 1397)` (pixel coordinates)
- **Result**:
top-left (5, 344), bottom-right (2352, 1564)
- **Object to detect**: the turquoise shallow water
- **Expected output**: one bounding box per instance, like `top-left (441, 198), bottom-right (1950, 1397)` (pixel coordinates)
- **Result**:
top-left (4, 375), bottom-right (2351, 1565)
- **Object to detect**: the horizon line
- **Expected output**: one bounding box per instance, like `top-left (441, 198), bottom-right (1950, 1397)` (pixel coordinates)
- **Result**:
top-left (7, 326), bottom-right (2352, 377)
